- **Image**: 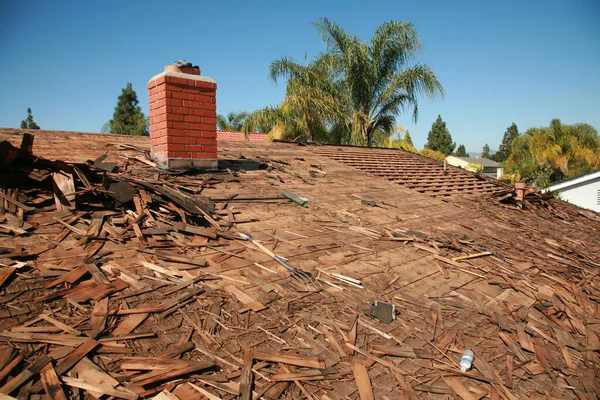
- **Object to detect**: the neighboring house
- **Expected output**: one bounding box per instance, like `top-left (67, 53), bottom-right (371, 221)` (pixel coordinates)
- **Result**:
top-left (446, 156), bottom-right (503, 179)
top-left (543, 169), bottom-right (600, 212)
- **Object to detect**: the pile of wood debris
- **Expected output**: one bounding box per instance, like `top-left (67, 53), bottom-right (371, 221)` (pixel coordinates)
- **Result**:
top-left (0, 134), bottom-right (599, 399)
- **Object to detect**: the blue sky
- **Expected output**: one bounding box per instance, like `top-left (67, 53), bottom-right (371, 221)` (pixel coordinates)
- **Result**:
top-left (1, 0), bottom-right (599, 151)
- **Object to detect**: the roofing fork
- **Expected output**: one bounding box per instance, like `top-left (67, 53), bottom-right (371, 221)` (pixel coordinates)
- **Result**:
top-left (273, 255), bottom-right (322, 291)
top-left (237, 232), bottom-right (321, 291)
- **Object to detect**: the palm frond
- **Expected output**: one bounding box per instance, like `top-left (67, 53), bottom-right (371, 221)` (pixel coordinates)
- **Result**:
top-left (313, 18), bottom-right (352, 55)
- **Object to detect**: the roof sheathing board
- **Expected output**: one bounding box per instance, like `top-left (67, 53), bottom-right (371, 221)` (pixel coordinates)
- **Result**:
top-left (0, 131), bottom-right (599, 399)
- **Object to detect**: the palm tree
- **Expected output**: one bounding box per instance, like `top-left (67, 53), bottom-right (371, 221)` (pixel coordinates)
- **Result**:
top-left (314, 18), bottom-right (444, 146)
top-left (268, 54), bottom-right (344, 142)
top-left (505, 119), bottom-right (600, 187)
top-left (217, 111), bottom-right (249, 131)
top-left (243, 103), bottom-right (306, 141)
top-left (243, 54), bottom-right (344, 143)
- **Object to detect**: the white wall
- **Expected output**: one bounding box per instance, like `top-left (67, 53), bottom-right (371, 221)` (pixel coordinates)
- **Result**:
top-left (555, 176), bottom-right (600, 212)
top-left (496, 167), bottom-right (504, 179)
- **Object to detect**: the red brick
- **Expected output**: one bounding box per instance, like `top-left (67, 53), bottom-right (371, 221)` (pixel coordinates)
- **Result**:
top-left (199, 123), bottom-right (217, 131)
top-left (192, 94), bottom-right (213, 103)
top-left (185, 144), bottom-right (203, 152)
top-left (194, 80), bottom-right (215, 89)
top-left (182, 87), bottom-right (202, 94)
top-left (183, 100), bottom-right (201, 109)
top-left (171, 122), bottom-right (190, 130)
top-left (151, 98), bottom-right (167, 110)
top-left (201, 117), bottom-right (216, 125)
top-left (155, 76), bottom-right (166, 86)
top-left (201, 103), bottom-right (217, 111)
top-left (195, 138), bottom-right (214, 146)
top-left (149, 86), bottom-right (166, 96)
top-left (151, 110), bottom-right (167, 120)
top-left (150, 128), bottom-right (167, 137)
top-left (202, 131), bottom-right (217, 139)
top-left (165, 76), bottom-right (188, 85)
top-left (164, 129), bottom-right (186, 137)
top-left (169, 136), bottom-right (192, 144)
top-left (150, 103), bottom-right (167, 113)
top-left (152, 135), bottom-right (168, 145)
top-left (166, 144), bottom-right (186, 152)
top-left (165, 113), bottom-right (184, 122)
top-left (152, 121), bottom-right (168, 131)
top-left (166, 98), bottom-right (184, 107)
top-left (171, 106), bottom-right (189, 115)
top-left (202, 145), bottom-right (217, 153)
top-left (184, 115), bottom-right (201, 123)
top-left (191, 109), bottom-right (214, 117)
top-left (153, 114), bottom-right (167, 123)
top-left (171, 91), bottom-right (189, 100)
top-left (149, 98), bottom-right (162, 108)
top-left (164, 83), bottom-right (183, 92)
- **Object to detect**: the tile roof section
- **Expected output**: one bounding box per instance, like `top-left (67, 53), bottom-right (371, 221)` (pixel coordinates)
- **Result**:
top-left (313, 145), bottom-right (507, 196)
top-left (217, 130), bottom-right (268, 142)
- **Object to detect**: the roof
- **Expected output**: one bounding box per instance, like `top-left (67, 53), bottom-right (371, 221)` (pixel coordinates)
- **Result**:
top-left (448, 156), bottom-right (499, 168)
top-left (316, 146), bottom-right (507, 196)
top-left (217, 130), bottom-right (268, 142)
top-left (0, 128), bottom-right (267, 160)
top-left (545, 168), bottom-right (600, 192)
top-left (1, 129), bottom-right (599, 399)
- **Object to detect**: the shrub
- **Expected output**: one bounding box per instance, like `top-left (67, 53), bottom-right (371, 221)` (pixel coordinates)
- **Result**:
top-left (419, 148), bottom-right (446, 162)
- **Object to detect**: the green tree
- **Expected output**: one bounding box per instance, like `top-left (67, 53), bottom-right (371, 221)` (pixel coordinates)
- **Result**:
top-left (382, 125), bottom-right (418, 152)
top-left (217, 111), bottom-right (249, 131)
top-left (482, 144), bottom-right (491, 158)
top-left (315, 18), bottom-right (444, 146)
top-left (505, 119), bottom-right (600, 187)
top-left (404, 131), bottom-right (413, 146)
top-left (420, 148), bottom-right (446, 162)
top-left (20, 108), bottom-right (40, 129)
top-left (244, 103), bottom-right (310, 142)
top-left (493, 123), bottom-right (519, 162)
top-left (455, 144), bottom-right (467, 157)
top-left (425, 115), bottom-right (455, 155)
top-left (265, 54), bottom-right (342, 142)
top-left (102, 83), bottom-right (148, 136)
top-left (386, 138), bottom-right (418, 152)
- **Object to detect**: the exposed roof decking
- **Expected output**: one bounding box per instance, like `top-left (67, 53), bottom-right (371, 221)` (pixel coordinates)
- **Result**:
top-left (1, 130), bottom-right (599, 399)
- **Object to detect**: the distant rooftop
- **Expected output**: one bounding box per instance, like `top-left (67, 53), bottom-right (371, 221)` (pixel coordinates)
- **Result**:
top-left (450, 156), bottom-right (499, 167)
top-left (217, 130), bottom-right (268, 142)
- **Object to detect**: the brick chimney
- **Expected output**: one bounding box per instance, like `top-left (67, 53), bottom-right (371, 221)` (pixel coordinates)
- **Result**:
top-left (148, 61), bottom-right (218, 169)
